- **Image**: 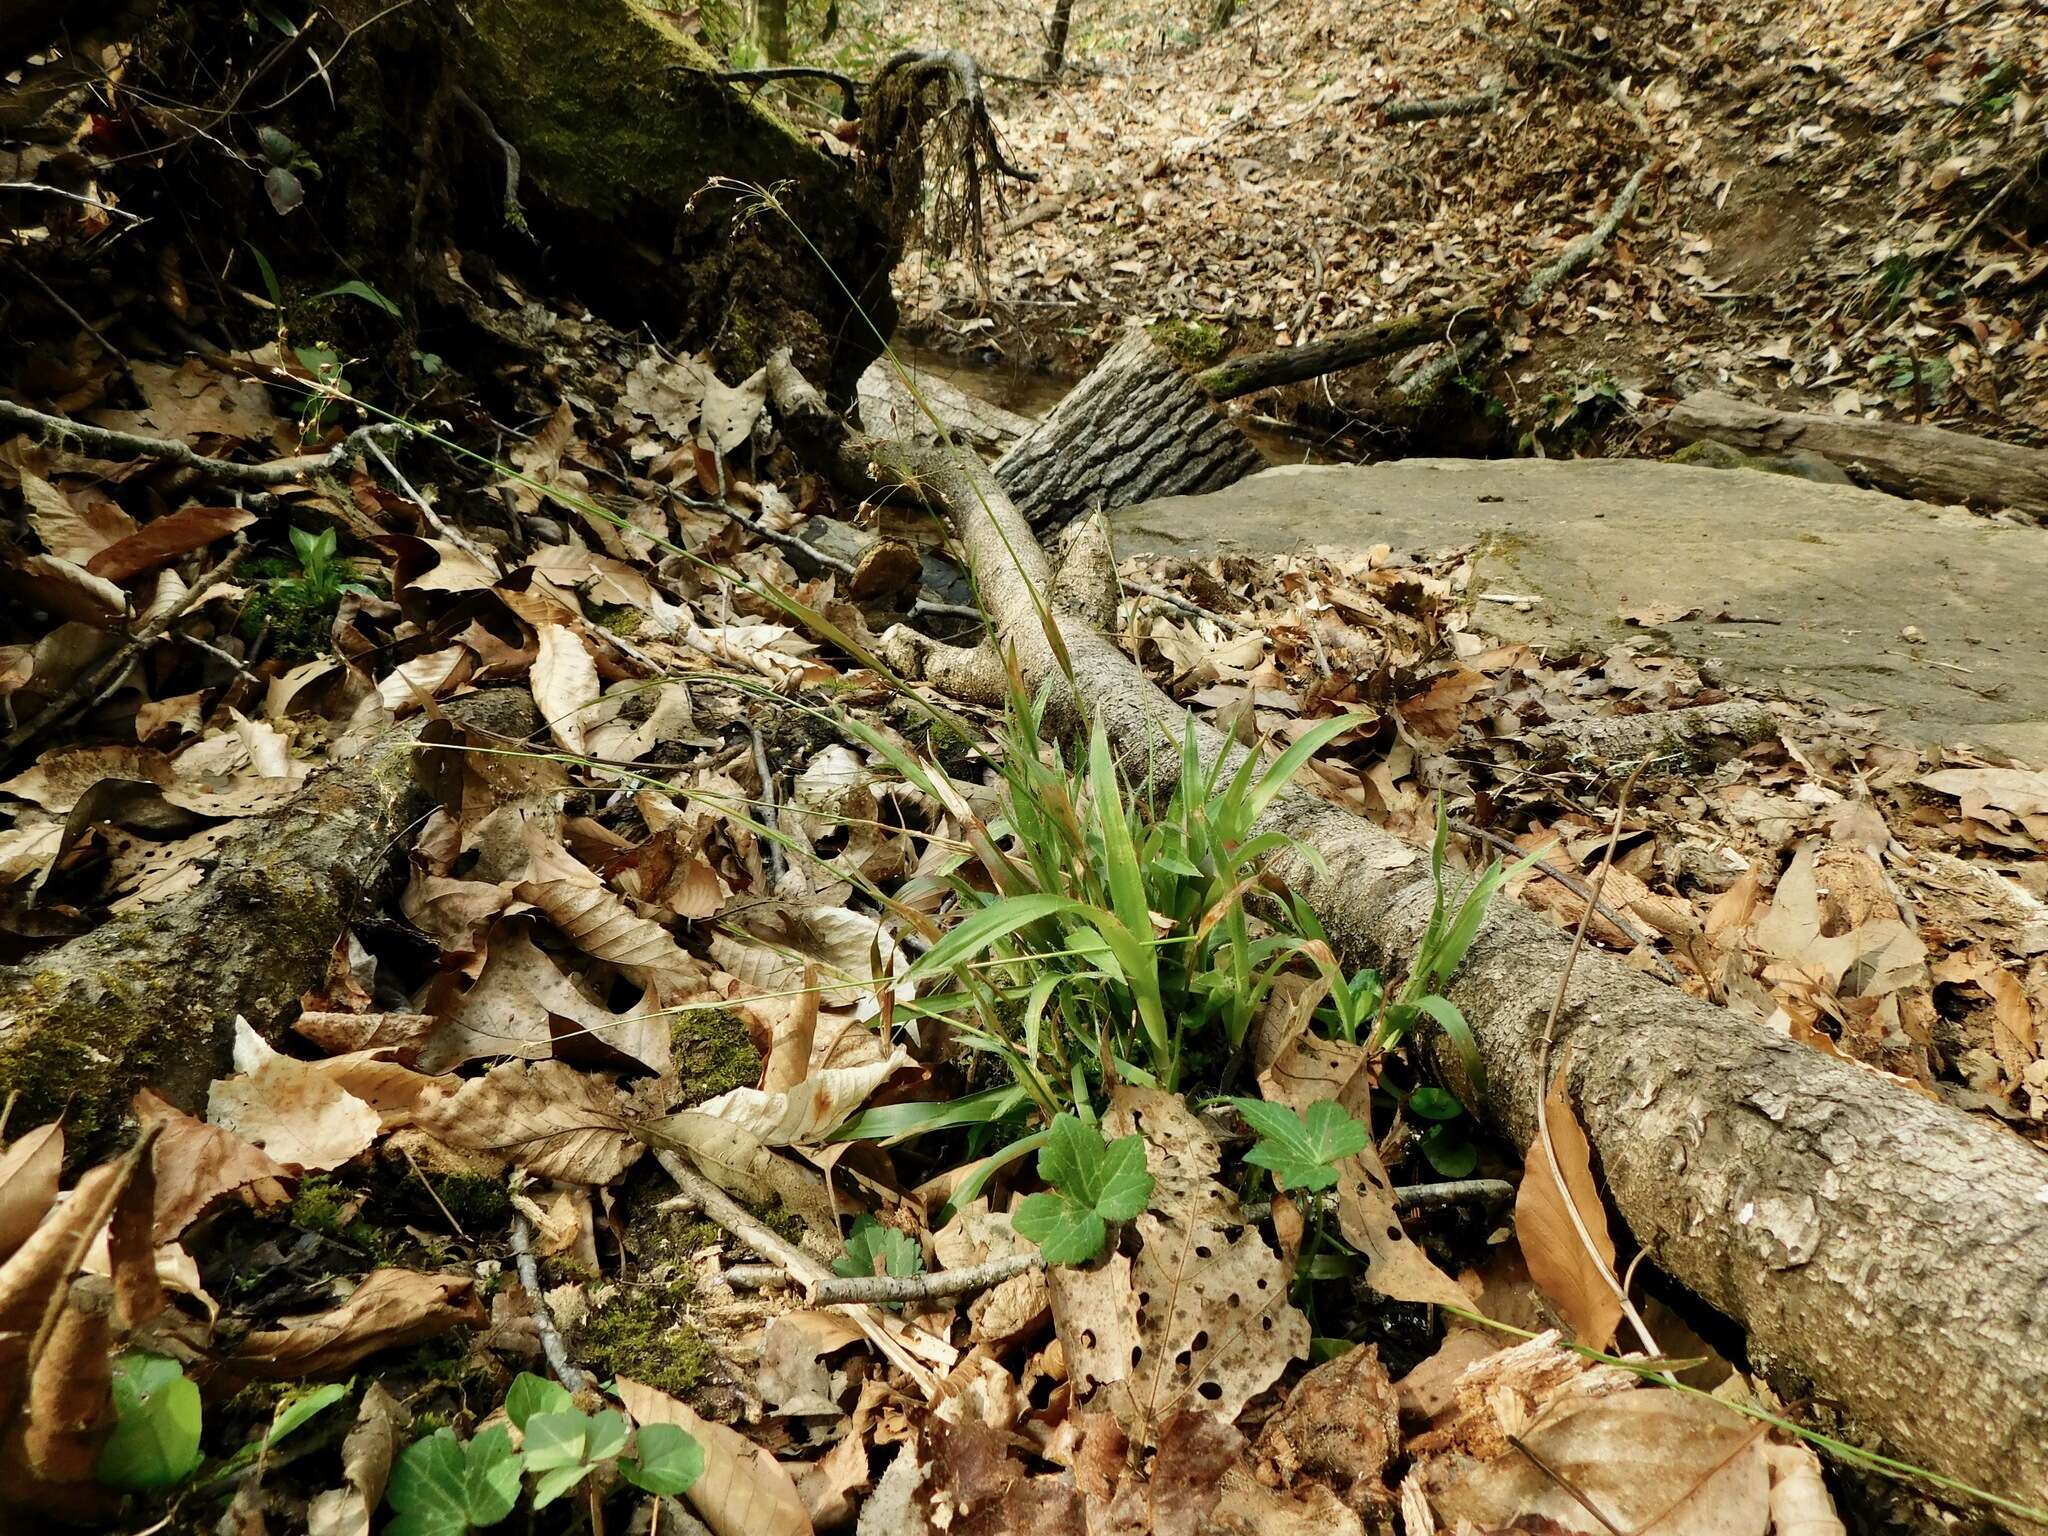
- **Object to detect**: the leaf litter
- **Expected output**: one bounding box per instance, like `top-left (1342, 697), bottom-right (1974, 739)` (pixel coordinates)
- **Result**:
top-left (4, 74), bottom-right (2045, 1536)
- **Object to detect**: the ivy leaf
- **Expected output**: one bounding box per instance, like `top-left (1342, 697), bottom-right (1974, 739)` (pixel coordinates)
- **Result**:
top-left (619, 1422), bottom-right (705, 1496)
top-left (385, 1427), bottom-right (521, 1536)
top-left (1013, 1113), bottom-right (1156, 1265)
top-left (1408, 1086), bottom-right (1464, 1122)
top-left (1421, 1123), bottom-right (1479, 1178)
top-left (95, 1353), bottom-right (203, 1490)
top-left (504, 1371), bottom-right (573, 1431)
top-left (1229, 1098), bottom-right (1368, 1192)
top-left (833, 1215), bottom-right (924, 1281)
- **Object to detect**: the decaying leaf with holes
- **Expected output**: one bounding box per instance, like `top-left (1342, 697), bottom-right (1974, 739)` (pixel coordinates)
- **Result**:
top-left (1046, 1089), bottom-right (1308, 1444)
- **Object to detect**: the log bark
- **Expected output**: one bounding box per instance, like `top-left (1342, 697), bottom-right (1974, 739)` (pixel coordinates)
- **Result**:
top-left (771, 369), bottom-right (2048, 1524)
top-left (0, 691), bottom-right (535, 1155)
top-left (1664, 391), bottom-right (2048, 524)
top-left (992, 325), bottom-right (1265, 527)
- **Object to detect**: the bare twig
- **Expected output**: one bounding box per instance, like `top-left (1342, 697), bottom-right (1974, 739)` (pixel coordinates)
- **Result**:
top-left (1243, 1177), bottom-right (1515, 1222)
top-left (363, 432), bottom-right (497, 568)
top-left (1121, 578), bottom-right (1255, 635)
top-left (0, 181), bottom-right (144, 224)
top-left (750, 722), bottom-right (787, 883)
top-left (810, 1250), bottom-right (1041, 1305)
top-left (715, 65), bottom-right (862, 115)
top-left (1507, 1433), bottom-right (1629, 1536)
top-left (1516, 160), bottom-right (1652, 311)
top-left (510, 1207), bottom-right (590, 1394)
top-left (1883, 0), bottom-right (2000, 55)
top-left (0, 398), bottom-right (406, 488)
top-left (1449, 817), bottom-right (1682, 985)
top-left (3, 256), bottom-right (130, 366)
top-left (1533, 763), bottom-right (1662, 1358)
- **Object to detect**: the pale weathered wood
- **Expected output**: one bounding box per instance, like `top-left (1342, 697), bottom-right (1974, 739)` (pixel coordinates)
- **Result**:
top-left (1664, 391), bottom-right (2048, 522)
top-left (993, 325), bottom-right (1264, 527)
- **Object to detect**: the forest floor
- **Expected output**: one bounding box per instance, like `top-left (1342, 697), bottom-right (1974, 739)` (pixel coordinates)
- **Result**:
top-left (887, 0), bottom-right (2048, 455)
top-left (4, 5), bottom-right (2048, 1534)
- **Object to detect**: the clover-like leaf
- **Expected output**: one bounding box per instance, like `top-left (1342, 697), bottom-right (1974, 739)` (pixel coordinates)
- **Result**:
top-left (96, 1353), bottom-right (203, 1491)
top-left (619, 1422), bottom-right (705, 1496)
top-left (833, 1214), bottom-right (925, 1281)
top-left (1013, 1112), bottom-right (1156, 1265)
top-left (385, 1426), bottom-right (521, 1536)
top-left (1229, 1098), bottom-right (1368, 1193)
top-left (522, 1408), bottom-right (629, 1510)
top-left (504, 1371), bottom-right (573, 1431)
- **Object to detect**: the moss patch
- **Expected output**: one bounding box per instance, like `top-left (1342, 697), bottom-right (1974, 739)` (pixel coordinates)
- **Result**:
top-left (1150, 317), bottom-right (1231, 368)
top-left (577, 1274), bottom-right (714, 1398)
top-left (669, 1006), bottom-right (762, 1104)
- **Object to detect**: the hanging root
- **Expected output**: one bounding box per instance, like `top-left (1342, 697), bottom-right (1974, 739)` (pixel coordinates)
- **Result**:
top-left (858, 48), bottom-right (1038, 272)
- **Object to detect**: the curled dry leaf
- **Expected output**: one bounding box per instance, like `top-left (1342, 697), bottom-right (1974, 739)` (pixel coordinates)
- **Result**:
top-left (692, 1046), bottom-right (915, 1148)
top-left (306, 1381), bottom-right (410, 1536)
top-left (1514, 1051), bottom-right (1623, 1351)
top-left (206, 1018), bottom-right (381, 1175)
top-left (531, 622), bottom-right (604, 753)
top-left (20, 1274), bottom-right (117, 1487)
top-left (517, 830), bottom-right (705, 994)
top-left (1251, 1342), bottom-right (1401, 1514)
top-left (418, 924), bottom-right (669, 1074)
top-left (133, 1089), bottom-right (290, 1242)
top-left (413, 1060), bottom-right (644, 1185)
top-left (0, 1122), bottom-right (63, 1261)
top-left (234, 1269), bottom-right (483, 1379)
top-left (375, 645), bottom-right (476, 715)
top-left (293, 1011), bottom-right (439, 1060)
top-left (615, 1375), bottom-right (813, 1536)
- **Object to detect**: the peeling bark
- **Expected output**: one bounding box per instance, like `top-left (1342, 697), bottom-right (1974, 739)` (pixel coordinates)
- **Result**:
top-left (768, 364), bottom-right (2048, 1524)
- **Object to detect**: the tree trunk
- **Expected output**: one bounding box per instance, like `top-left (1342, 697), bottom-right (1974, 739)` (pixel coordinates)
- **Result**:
top-left (1041, 0), bottom-right (1076, 77)
top-left (1663, 390), bottom-right (2048, 523)
top-left (768, 359), bottom-right (2048, 1527)
top-left (0, 692), bottom-right (535, 1158)
top-left (993, 325), bottom-right (1265, 528)
top-left (1192, 303), bottom-right (1481, 400)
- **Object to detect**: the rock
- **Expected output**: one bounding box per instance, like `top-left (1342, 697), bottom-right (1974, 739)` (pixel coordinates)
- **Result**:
top-left (1114, 458), bottom-right (2048, 759)
top-left (1670, 438), bottom-right (1854, 485)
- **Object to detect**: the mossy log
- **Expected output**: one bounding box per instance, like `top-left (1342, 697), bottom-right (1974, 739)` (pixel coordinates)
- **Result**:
top-left (0, 692), bottom-right (535, 1154)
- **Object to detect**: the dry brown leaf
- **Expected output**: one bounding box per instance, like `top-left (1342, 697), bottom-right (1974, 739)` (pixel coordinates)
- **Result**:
top-left (0, 1122), bottom-right (63, 1261)
top-left (1050, 1089), bottom-right (1308, 1445)
top-left (413, 1060), bottom-right (643, 1185)
top-left (206, 1018), bottom-right (381, 1174)
top-left (1515, 1053), bottom-right (1622, 1351)
top-left (616, 1375), bottom-right (813, 1536)
top-left (794, 1427), bottom-right (870, 1530)
top-left (1420, 1391), bottom-right (1769, 1536)
top-left (531, 622), bottom-right (604, 753)
top-left (85, 505), bottom-right (256, 583)
top-left (90, 359), bottom-right (280, 445)
top-left (19, 1275), bottom-right (116, 1485)
top-left (516, 832), bottom-right (704, 992)
top-left (1765, 1441), bottom-right (1847, 1536)
top-left (20, 469), bottom-right (136, 564)
top-left (4, 551), bottom-right (129, 625)
top-left (132, 1088), bottom-right (290, 1241)
top-left (421, 924), bottom-right (670, 1075)
top-left (375, 645), bottom-right (476, 715)
top-left (692, 1046), bottom-right (913, 1147)
top-left (235, 1270), bottom-right (483, 1378)
top-left (306, 1381), bottom-right (410, 1536)
top-left (293, 1012), bottom-right (438, 1060)
top-left (1, 745), bottom-right (171, 811)
top-left (1251, 1343), bottom-right (1400, 1513)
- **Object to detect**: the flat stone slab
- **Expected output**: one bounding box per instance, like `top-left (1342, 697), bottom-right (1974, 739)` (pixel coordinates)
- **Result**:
top-left (1114, 458), bottom-right (2047, 758)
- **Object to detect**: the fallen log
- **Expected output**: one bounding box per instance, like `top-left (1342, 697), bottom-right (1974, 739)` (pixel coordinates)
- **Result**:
top-left (768, 359), bottom-right (2048, 1527)
top-left (1663, 391), bottom-right (2048, 523)
top-left (0, 690), bottom-right (535, 1154)
top-left (992, 324), bottom-right (1265, 527)
top-left (1190, 302), bottom-right (1485, 401)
